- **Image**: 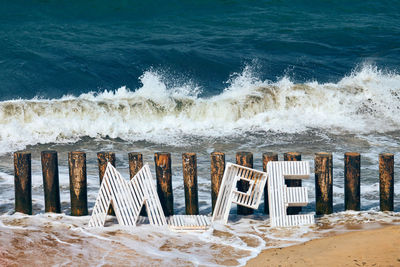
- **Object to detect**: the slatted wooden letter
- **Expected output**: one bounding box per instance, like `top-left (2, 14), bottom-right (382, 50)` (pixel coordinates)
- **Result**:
top-left (212, 163), bottom-right (268, 224)
top-left (168, 215), bottom-right (211, 231)
top-left (88, 163), bottom-right (167, 227)
top-left (267, 161), bottom-right (314, 227)
top-left (89, 163), bottom-right (211, 231)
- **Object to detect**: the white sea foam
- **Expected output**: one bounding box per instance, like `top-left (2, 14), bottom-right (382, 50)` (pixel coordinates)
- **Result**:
top-left (0, 65), bottom-right (399, 153)
top-left (1, 211), bottom-right (399, 266)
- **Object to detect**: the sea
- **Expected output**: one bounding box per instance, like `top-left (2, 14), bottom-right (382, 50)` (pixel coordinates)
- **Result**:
top-left (1, 1), bottom-right (400, 266)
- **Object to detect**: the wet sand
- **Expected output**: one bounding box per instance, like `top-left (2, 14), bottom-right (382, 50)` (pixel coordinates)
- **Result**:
top-left (247, 225), bottom-right (400, 266)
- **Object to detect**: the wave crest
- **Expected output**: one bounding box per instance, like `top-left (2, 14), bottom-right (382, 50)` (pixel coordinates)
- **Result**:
top-left (1, 65), bottom-right (400, 152)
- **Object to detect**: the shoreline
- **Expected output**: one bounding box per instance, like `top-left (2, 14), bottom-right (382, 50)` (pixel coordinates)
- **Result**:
top-left (246, 224), bottom-right (400, 266)
top-left (1, 212), bottom-right (400, 266)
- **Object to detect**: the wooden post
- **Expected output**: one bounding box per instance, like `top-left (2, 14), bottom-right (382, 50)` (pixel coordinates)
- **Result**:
top-left (284, 152), bottom-right (302, 215)
top-left (344, 152), bottom-right (360, 211)
top-left (41, 151), bottom-right (61, 213)
top-left (315, 152), bottom-right (333, 215)
top-left (128, 152), bottom-right (143, 178)
top-left (236, 152), bottom-right (253, 215)
top-left (182, 153), bottom-right (199, 215)
top-left (154, 152), bottom-right (173, 216)
top-left (263, 152), bottom-right (278, 214)
top-left (211, 152), bottom-right (225, 214)
top-left (97, 152), bottom-right (116, 215)
top-left (68, 151), bottom-right (88, 216)
top-left (14, 152), bottom-right (32, 215)
top-left (128, 152), bottom-right (146, 216)
top-left (379, 153), bottom-right (394, 211)
top-left (97, 152), bottom-right (116, 183)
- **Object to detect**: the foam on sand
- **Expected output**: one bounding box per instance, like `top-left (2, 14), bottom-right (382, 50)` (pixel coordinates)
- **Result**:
top-left (1, 211), bottom-right (400, 266)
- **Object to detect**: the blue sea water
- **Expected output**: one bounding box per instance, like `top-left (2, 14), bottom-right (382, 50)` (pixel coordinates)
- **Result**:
top-left (1, 0), bottom-right (399, 99)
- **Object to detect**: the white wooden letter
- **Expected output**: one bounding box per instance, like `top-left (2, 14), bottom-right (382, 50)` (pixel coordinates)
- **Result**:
top-left (267, 161), bottom-right (314, 227)
top-left (89, 163), bottom-right (211, 231)
top-left (212, 163), bottom-right (268, 224)
top-left (88, 163), bottom-right (167, 227)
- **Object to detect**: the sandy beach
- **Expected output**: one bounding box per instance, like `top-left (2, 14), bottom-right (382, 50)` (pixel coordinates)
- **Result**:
top-left (247, 225), bottom-right (400, 266)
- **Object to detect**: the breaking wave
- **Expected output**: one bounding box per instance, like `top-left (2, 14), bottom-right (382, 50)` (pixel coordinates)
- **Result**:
top-left (1, 65), bottom-right (400, 153)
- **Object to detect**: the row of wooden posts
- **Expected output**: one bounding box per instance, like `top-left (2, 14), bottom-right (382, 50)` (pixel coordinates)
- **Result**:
top-left (13, 151), bottom-right (395, 218)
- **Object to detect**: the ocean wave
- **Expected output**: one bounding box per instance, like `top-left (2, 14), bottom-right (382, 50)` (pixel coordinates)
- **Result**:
top-left (0, 65), bottom-right (400, 153)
